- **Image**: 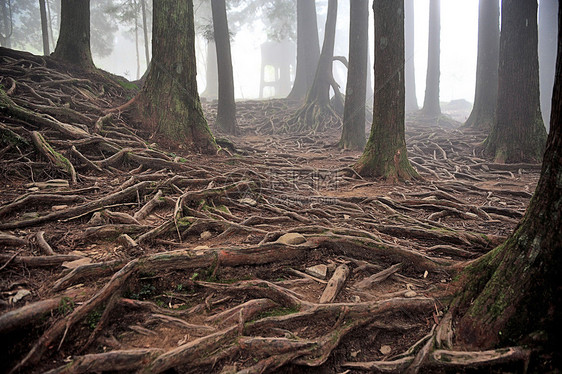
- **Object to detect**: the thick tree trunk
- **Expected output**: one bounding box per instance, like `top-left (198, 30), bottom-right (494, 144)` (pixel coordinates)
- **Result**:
top-left (202, 40), bottom-right (218, 100)
top-left (141, 0), bottom-right (150, 66)
top-left (339, 0), bottom-right (368, 150)
top-left (52, 0), bottom-right (94, 69)
top-left (39, 0), bottom-right (50, 55)
top-left (456, 6), bottom-right (562, 353)
top-left (287, 0), bottom-right (321, 101)
top-left (211, 0), bottom-right (237, 135)
top-left (539, 0), bottom-right (558, 132)
top-left (134, 0), bottom-right (216, 154)
top-left (404, 0), bottom-right (418, 113)
top-left (354, 0), bottom-right (419, 181)
top-left (464, 0), bottom-right (499, 130)
top-left (421, 0), bottom-right (441, 117)
top-left (290, 0), bottom-right (338, 133)
top-left (483, 0), bottom-right (547, 163)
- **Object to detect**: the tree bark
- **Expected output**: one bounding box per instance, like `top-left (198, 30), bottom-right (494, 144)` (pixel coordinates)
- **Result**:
top-left (52, 0), bottom-right (95, 69)
top-left (287, 0), bottom-right (321, 101)
top-left (539, 0), bottom-right (558, 132)
top-left (464, 0), bottom-right (500, 130)
top-left (211, 0), bottom-right (238, 135)
top-left (483, 0), bottom-right (547, 163)
top-left (405, 0), bottom-right (418, 113)
top-left (354, 0), bottom-right (419, 181)
top-left (39, 0), bottom-right (50, 56)
top-left (133, 0), bottom-right (216, 154)
top-left (339, 0), bottom-right (368, 150)
top-left (456, 5), bottom-right (562, 353)
top-left (420, 0), bottom-right (441, 117)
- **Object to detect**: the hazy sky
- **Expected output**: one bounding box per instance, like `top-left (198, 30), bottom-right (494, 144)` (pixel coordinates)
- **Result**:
top-left (96, 0), bottom-right (480, 105)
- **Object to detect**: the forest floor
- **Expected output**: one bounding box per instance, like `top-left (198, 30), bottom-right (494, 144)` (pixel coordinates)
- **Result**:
top-left (0, 48), bottom-right (539, 373)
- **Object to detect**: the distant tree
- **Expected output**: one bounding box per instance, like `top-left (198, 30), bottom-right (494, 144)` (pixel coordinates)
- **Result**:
top-left (290, 0), bottom-right (338, 133)
top-left (464, 0), bottom-right (500, 130)
top-left (539, 0), bottom-right (558, 131)
top-left (133, 0), bottom-right (216, 153)
top-left (52, 0), bottom-right (95, 69)
top-left (0, 0), bottom-right (12, 47)
top-left (420, 0), bottom-right (441, 117)
top-left (39, 0), bottom-right (49, 55)
top-left (483, 0), bottom-right (547, 163)
top-left (455, 6), bottom-right (562, 355)
top-left (287, 0), bottom-right (320, 101)
top-left (140, 0), bottom-right (150, 66)
top-left (211, 0), bottom-right (238, 134)
top-left (405, 0), bottom-right (418, 113)
top-left (354, 0), bottom-right (418, 181)
top-left (339, 0), bottom-right (367, 150)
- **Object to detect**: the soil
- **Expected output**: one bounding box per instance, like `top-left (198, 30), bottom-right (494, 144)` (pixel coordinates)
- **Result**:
top-left (0, 48), bottom-right (538, 373)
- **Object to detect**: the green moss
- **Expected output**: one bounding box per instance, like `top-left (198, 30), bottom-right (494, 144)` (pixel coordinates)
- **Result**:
top-left (85, 308), bottom-right (102, 330)
top-left (252, 305), bottom-right (300, 321)
top-left (58, 297), bottom-right (75, 315)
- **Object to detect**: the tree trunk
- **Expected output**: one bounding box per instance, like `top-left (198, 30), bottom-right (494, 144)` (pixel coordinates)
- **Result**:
top-left (290, 0), bottom-right (338, 133)
top-left (0, 0), bottom-right (12, 48)
top-left (404, 0), bottom-right (418, 113)
top-left (354, 0), bottom-right (419, 181)
top-left (39, 0), bottom-right (50, 55)
top-left (52, 0), bottom-right (95, 69)
top-left (287, 0), bottom-right (321, 101)
top-left (46, 0), bottom-right (56, 51)
top-left (456, 6), bottom-right (562, 353)
top-left (134, 0), bottom-right (140, 80)
top-left (211, 0), bottom-right (237, 135)
top-left (134, 0), bottom-right (216, 154)
top-left (201, 40), bottom-right (218, 100)
top-left (463, 0), bottom-right (499, 130)
top-left (539, 0), bottom-right (558, 132)
top-left (339, 0), bottom-right (367, 150)
top-left (483, 0), bottom-right (547, 163)
top-left (141, 0), bottom-right (150, 66)
top-left (420, 0), bottom-right (441, 117)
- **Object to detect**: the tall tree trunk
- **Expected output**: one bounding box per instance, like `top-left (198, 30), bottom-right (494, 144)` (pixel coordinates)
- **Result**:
top-left (134, 0), bottom-right (140, 80)
top-left (0, 0), bottom-right (12, 48)
top-left (456, 5), bottom-right (562, 353)
top-left (539, 0), bottom-right (558, 132)
top-left (39, 0), bottom-right (50, 55)
top-left (287, 0), bottom-right (320, 101)
top-left (354, 0), bottom-right (418, 181)
top-left (339, 0), bottom-right (367, 150)
top-left (483, 0), bottom-right (547, 163)
top-left (46, 0), bottom-right (55, 51)
top-left (404, 0), bottom-right (418, 113)
top-left (141, 0), bottom-right (150, 66)
top-left (290, 0), bottom-right (338, 133)
top-left (464, 0), bottom-right (500, 130)
top-left (420, 0), bottom-right (441, 117)
top-left (52, 0), bottom-right (95, 69)
top-left (211, 0), bottom-right (237, 134)
top-left (201, 40), bottom-right (218, 100)
top-left (134, 0), bottom-right (216, 154)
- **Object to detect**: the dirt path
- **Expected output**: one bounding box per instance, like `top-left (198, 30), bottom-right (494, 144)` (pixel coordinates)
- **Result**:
top-left (0, 49), bottom-right (537, 373)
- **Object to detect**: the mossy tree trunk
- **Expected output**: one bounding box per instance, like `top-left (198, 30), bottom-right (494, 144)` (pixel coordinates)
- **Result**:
top-left (463, 0), bottom-right (499, 130)
top-left (456, 9), bottom-right (562, 352)
top-left (52, 0), bottom-right (95, 70)
top-left (211, 0), bottom-right (237, 135)
top-left (483, 0), bottom-right (547, 163)
top-left (354, 0), bottom-right (419, 181)
top-left (404, 0), bottom-right (418, 113)
top-left (134, 0), bottom-right (216, 154)
top-left (420, 0), bottom-right (441, 117)
top-left (290, 0), bottom-right (338, 133)
top-left (539, 0), bottom-right (558, 132)
top-left (287, 0), bottom-right (320, 101)
top-left (339, 0), bottom-right (368, 150)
